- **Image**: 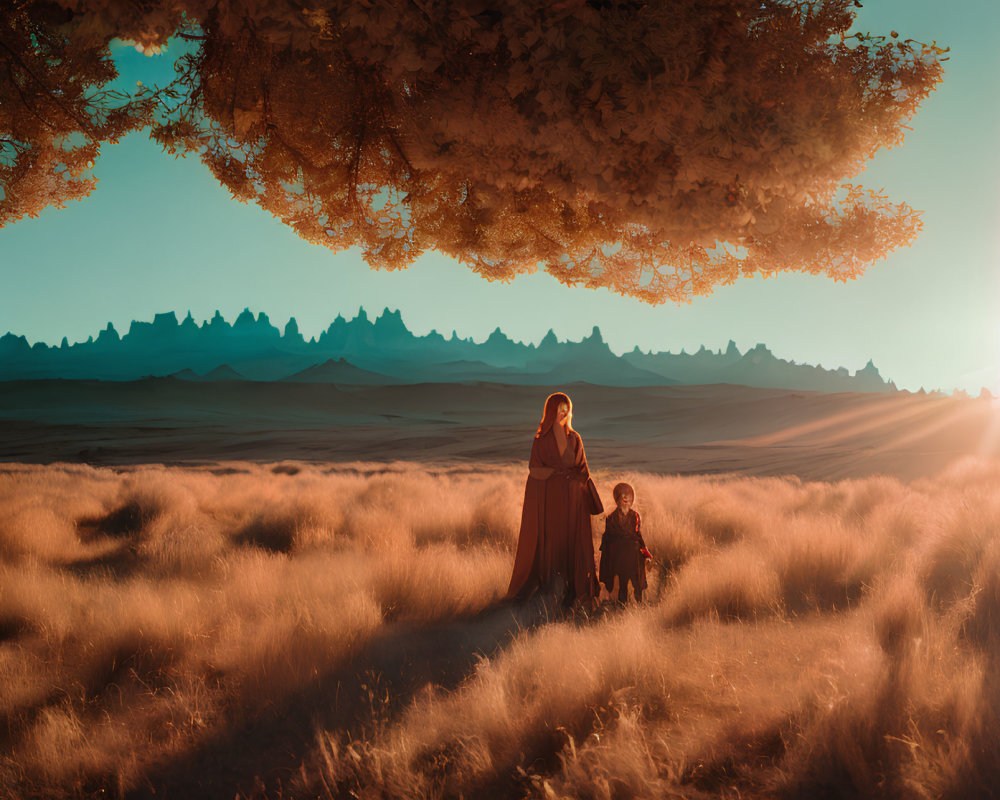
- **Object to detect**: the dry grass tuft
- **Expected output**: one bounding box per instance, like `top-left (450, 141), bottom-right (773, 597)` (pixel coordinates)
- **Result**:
top-left (772, 516), bottom-right (881, 613)
top-left (919, 488), bottom-right (1000, 608)
top-left (661, 545), bottom-right (781, 625)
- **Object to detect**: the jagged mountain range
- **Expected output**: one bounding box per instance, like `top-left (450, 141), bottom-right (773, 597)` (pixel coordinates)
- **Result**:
top-left (0, 307), bottom-right (895, 392)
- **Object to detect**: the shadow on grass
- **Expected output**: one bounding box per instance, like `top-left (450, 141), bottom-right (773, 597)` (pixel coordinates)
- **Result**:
top-left (124, 596), bottom-right (562, 799)
top-left (233, 517), bottom-right (297, 554)
top-left (63, 543), bottom-right (139, 579)
top-left (76, 502), bottom-right (157, 541)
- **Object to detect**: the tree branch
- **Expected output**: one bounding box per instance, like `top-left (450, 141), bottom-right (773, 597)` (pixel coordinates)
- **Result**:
top-left (0, 36), bottom-right (97, 139)
top-left (5, 60), bottom-right (57, 130)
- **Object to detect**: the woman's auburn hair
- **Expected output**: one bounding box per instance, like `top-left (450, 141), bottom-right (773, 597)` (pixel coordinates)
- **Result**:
top-left (536, 392), bottom-right (574, 437)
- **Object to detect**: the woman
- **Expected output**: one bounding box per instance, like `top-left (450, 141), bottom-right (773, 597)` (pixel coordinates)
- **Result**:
top-left (506, 392), bottom-right (599, 607)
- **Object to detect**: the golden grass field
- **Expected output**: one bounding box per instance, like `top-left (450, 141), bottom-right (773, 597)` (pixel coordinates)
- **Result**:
top-left (3, 456), bottom-right (1000, 799)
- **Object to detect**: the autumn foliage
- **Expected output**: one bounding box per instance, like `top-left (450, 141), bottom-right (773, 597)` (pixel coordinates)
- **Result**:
top-left (1, 1), bottom-right (945, 301)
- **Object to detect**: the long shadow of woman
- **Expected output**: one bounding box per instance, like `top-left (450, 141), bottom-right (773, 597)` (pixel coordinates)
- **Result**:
top-left (125, 597), bottom-right (557, 799)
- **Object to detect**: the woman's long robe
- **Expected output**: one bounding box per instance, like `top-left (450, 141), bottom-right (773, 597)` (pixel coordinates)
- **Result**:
top-left (506, 428), bottom-right (598, 604)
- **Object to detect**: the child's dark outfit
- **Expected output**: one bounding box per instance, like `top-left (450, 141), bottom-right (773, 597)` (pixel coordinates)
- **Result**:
top-left (599, 508), bottom-right (648, 603)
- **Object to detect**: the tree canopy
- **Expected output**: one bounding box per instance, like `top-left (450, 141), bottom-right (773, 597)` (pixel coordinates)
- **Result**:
top-left (1, 0), bottom-right (945, 302)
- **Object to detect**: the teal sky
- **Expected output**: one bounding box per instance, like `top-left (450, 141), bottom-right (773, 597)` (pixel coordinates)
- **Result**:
top-left (1, 0), bottom-right (998, 393)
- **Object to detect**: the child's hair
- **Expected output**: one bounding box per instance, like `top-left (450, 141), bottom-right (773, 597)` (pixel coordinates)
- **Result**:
top-left (613, 482), bottom-right (635, 503)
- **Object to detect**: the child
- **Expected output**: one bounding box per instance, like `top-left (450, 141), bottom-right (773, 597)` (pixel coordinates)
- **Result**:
top-left (599, 482), bottom-right (652, 604)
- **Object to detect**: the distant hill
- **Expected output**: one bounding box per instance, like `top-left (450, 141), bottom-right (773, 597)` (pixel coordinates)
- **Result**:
top-left (171, 364), bottom-right (245, 381)
top-left (199, 364), bottom-right (246, 382)
top-left (0, 307), bottom-right (897, 393)
top-left (170, 368), bottom-right (201, 381)
top-left (283, 358), bottom-right (397, 386)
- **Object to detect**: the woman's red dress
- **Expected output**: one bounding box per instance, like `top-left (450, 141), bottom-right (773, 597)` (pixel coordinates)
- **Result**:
top-left (506, 428), bottom-right (598, 605)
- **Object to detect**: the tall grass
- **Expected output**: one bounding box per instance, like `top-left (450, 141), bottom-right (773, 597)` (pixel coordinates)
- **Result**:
top-left (2, 458), bottom-right (1000, 798)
